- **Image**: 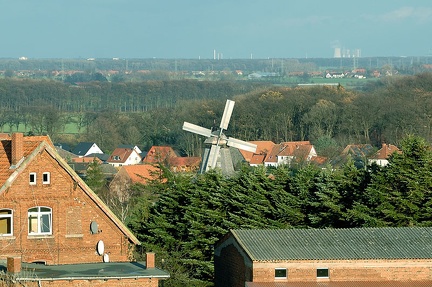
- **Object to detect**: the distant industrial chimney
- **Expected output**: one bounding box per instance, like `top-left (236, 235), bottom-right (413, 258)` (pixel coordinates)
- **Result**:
top-left (334, 47), bottom-right (341, 58)
top-left (11, 133), bottom-right (24, 167)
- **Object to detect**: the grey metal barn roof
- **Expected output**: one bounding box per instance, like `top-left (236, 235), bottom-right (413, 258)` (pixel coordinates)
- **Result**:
top-left (231, 227), bottom-right (432, 261)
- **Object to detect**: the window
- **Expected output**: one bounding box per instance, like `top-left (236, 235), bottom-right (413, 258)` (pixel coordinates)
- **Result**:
top-left (0, 209), bottom-right (13, 236)
top-left (275, 268), bottom-right (287, 279)
top-left (29, 173), bottom-right (36, 185)
top-left (317, 268), bottom-right (329, 278)
top-left (42, 172), bottom-right (50, 184)
top-left (28, 207), bottom-right (52, 235)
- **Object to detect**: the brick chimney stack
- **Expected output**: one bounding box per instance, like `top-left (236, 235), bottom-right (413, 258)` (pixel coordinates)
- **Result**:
top-left (11, 133), bottom-right (24, 166)
top-left (7, 256), bottom-right (21, 273)
top-left (146, 252), bottom-right (155, 269)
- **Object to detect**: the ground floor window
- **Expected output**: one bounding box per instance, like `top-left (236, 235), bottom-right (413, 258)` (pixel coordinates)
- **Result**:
top-left (317, 268), bottom-right (329, 278)
top-left (0, 209), bottom-right (13, 235)
top-left (275, 268), bottom-right (287, 279)
top-left (28, 207), bottom-right (52, 235)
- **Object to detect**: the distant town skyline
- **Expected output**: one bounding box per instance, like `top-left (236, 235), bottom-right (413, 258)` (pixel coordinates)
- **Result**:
top-left (1, 1), bottom-right (431, 59)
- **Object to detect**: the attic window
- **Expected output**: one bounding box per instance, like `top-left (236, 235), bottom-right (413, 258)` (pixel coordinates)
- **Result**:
top-left (29, 173), bottom-right (36, 185)
top-left (114, 156), bottom-right (120, 160)
top-left (0, 209), bottom-right (13, 236)
top-left (317, 268), bottom-right (329, 278)
top-left (42, 172), bottom-right (50, 184)
top-left (275, 268), bottom-right (287, 279)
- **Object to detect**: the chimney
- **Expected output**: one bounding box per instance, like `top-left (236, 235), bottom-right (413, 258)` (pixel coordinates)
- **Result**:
top-left (146, 252), bottom-right (155, 269)
top-left (11, 133), bottom-right (24, 166)
top-left (7, 256), bottom-right (21, 273)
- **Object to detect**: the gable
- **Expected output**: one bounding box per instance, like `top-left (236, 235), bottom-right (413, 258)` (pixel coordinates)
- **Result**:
top-left (73, 142), bottom-right (103, 157)
top-left (0, 135), bottom-right (139, 245)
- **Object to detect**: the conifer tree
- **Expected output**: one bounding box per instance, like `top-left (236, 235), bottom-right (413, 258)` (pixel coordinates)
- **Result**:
top-left (366, 135), bottom-right (432, 226)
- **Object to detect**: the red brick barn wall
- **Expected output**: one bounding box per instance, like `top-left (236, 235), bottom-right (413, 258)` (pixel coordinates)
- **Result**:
top-left (215, 237), bottom-right (253, 287)
top-left (0, 149), bottom-right (133, 265)
top-left (252, 259), bottom-right (432, 282)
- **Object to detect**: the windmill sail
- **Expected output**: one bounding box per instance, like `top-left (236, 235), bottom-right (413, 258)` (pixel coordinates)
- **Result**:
top-left (183, 122), bottom-right (212, 137)
top-left (220, 100), bottom-right (235, 130)
top-left (182, 99), bottom-right (256, 174)
top-left (227, 137), bottom-right (257, 153)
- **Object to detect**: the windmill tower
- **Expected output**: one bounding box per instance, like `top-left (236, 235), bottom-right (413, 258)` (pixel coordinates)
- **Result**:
top-left (183, 100), bottom-right (257, 174)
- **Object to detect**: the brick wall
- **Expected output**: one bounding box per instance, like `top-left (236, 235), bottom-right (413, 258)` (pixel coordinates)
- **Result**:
top-left (252, 259), bottom-right (432, 282)
top-left (215, 244), bottom-right (252, 287)
top-left (0, 149), bottom-right (133, 265)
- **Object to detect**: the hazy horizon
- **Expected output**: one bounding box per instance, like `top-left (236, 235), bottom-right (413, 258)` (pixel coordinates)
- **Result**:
top-left (1, 1), bottom-right (431, 59)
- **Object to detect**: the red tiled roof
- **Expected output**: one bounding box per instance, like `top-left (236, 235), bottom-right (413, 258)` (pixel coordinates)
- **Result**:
top-left (170, 156), bottom-right (201, 167)
top-left (264, 144), bottom-right (283, 163)
top-left (310, 155), bottom-right (328, 165)
top-left (264, 141), bottom-right (312, 163)
top-left (278, 142), bottom-right (312, 157)
top-left (143, 146), bottom-right (177, 163)
top-left (371, 143), bottom-right (401, 160)
top-left (239, 141), bottom-right (276, 162)
top-left (122, 164), bottom-right (161, 184)
top-left (250, 154), bottom-right (266, 165)
top-left (108, 148), bottom-right (135, 163)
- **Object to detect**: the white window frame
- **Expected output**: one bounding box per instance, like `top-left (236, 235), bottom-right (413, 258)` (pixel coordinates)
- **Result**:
top-left (29, 172), bottom-right (37, 185)
top-left (275, 268), bottom-right (287, 279)
top-left (28, 207), bottom-right (52, 235)
top-left (317, 268), bottom-right (329, 278)
top-left (42, 172), bottom-right (50, 184)
top-left (0, 209), bottom-right (13, 236)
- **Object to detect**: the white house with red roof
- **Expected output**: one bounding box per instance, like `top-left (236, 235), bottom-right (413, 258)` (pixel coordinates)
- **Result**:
top-left (107, 146), bottom-right (142, 167)
top-left (369, 143), bottom-right (401, 166)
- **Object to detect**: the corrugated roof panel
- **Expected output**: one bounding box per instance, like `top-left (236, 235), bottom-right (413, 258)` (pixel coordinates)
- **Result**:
top-left (232, 227), bottom-right (432, 261)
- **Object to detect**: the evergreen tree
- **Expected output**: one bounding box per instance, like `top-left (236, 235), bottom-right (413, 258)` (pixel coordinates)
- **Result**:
top-left (366, 135), bottom-right (432, 226)
top-left (84, 160), bottom-right (106, 194)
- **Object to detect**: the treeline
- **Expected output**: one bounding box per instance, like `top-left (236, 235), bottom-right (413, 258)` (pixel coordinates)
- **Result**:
top-left (125, 135), bottom-right (432, 287)
top-left (2, 73), bottom-right (432, 158)
top-left (0, 79), bottom-right (264, 112)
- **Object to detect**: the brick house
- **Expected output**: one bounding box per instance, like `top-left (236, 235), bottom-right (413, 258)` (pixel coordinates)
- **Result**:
top-left (0, 133), bottom-right (169, 286)
top-left (214, 228), bottom-right (432, 287)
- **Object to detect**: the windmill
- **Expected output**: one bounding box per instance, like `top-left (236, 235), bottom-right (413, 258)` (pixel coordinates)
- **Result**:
top-left (183, 99), bottom-right (257, 174)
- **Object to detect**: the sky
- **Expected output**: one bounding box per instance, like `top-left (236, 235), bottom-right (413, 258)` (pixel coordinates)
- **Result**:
top-left (1, 0), bottom-right (431, 59)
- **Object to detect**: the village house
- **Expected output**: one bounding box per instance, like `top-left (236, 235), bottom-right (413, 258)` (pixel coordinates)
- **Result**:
top-left (107, 145), bottom-right (142, 167)
top-left (214, 227), bottom-right (432, 287)
top-left (239, 141), bottom-right (325, 168)
top-left (333, 143), bottom-right (375, 168)
top-left (109, 164), bottom-right (161, 205)
top-left (368, 143), bottom-right (401, 166)
top-left (143, 146), bottom-right (200, 172)
top-left (72, 142), bottom-right (104, 158)
top-left (264, 141), bottom-right (317, 167)
top-left (0, 133), bottom-right (169, 286)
